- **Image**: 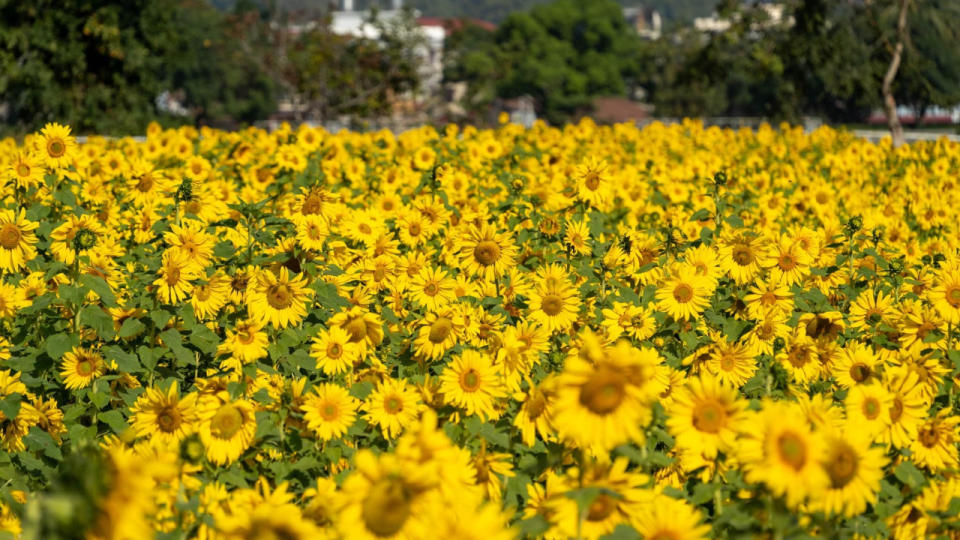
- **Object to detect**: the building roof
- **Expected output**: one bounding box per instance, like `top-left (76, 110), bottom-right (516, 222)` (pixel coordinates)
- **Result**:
top-left (416, 17), bottom-right (496, 35)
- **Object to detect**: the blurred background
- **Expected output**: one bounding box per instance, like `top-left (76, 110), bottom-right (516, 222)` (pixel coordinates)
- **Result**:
top-left (1, 0), bottom-right (958, 137)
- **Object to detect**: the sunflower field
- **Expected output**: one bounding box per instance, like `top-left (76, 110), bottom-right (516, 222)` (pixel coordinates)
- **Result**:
top-left (1, 118), bottom-right (960, 539)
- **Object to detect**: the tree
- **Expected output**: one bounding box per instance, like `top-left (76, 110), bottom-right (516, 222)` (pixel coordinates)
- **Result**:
top-left (444, 0), bottom-right (644, 124)
top-left (881, 0), bottom-right (910, 147)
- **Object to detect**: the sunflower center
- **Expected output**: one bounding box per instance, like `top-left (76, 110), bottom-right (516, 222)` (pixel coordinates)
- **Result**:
top-left (761, 292), bottom-right (777, 306)
top-left (156, 406), bottom-right (182, 433)
top-left (918, 426), bottom-right (939, 447)
top-left (862, 398), bottom-right (881, 419)
top-left (210, 404), bottom-right (244, 439)
top-left (691, 400), bottom-right (727, 433)
top-left (423, 282), bottom-right (438, 296)
top-left (428, 317), bottom-right (453, 343)
top-left (579, 369), bottom-right (626, 415)
top-left (137, 174), bottom-right (155, 192)
top-left (47, 139), bottom-right (66, 158)
top-left (946, 286), bottom-right (960, 308)
top-left (384, 396), bottom-right (403, 414)
top-left (776, 431), bottom-right (807, 470)
top-left (76, 358), bottom-right (96, 376)
top-left (302, 195), bottom-right (322, 215)
top-left (194, 285), bottom-right (212, 301)
top-left (778, 253), bottom-right (796, 271)
top-left (890, 397), bottom-right (903, 422)
top-left (526, 393), bottom-right (546, 418)
top-left (408, 223), bottom-right (421, 236)
top-left (826, 442), bottom-right (859, 489)
top-left (362, 478), bottom-right (410, 537)
top-left (473, 241), bottom-right (501, 266)
top-left (541, 294), bottom-right (564, 316)
top-left (460, 369), bottom-right (481, 392)
top-left (345, 318), bottom-right (368, 343)
top-left (16, 163), bottom-right (31, 177)
top-left (266, 284), bottom-right (294, 309)
top-left (849, 363), bottom-right (871, 383)
top-left (327, 342), bottom-right (343, 359)
top-left (731, 245), bottom-right (754, 266)
top-left (719, 353), bottom-right (736, 371)
top-left (673, 283), bottom-right (694, 303)
top-left (0, 224), bottom-right (23, 250)
top-left (237, 329), bottom-right (256, 345)
top-left (320, 403), bottom-right (338, 421)
top-left (583, 172), bottom-right (601, 191)
top-left (787, 346), bottom-right (811, 368)
top-left (586, 493), bottom-right (617, 521)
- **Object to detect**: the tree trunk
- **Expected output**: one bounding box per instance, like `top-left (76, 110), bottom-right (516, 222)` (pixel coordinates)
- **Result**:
top-left (882, 0), bottom-right (910, 148)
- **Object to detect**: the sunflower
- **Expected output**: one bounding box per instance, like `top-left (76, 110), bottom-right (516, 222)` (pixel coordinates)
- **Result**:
top-left (153, 249), bottom-right (199, 304)
top-left (910, 410), bottom-right (959, 472)
top-left (198, 394), bottom-right (257, 465)
top-left (929, 270), bottom-right (960, 324)
top-left (456, 223), bottom-right (518, 281)
top-left (293, 214), bottom-right (328, 252)
top-left (247, 267), bottom-right (313, 329)
top-left (39, 122), bottom-right (77, 169)
top-left (765, 234), bottom-right (812, 285)
top-left (60, 347), bottom-right (106, 390)
top-left (527, 279), bottom-right (580, 334)
top-left (131, 383), bottom-right (199, 445)
top-left (336, 450), bottom-right (435, 540)
top-left (743, 277), bottom-right (793, 319)
top-left (0, 209), bottom-right (39, 274)
top-left (632, 494), bottom-right (710, 540)
top-left (5, 152), bottom-right (45, 189)
top-left (0, 282), bottom-right (27, 320)
top-left (718, 232), bottom-right (767, 284)
top-left (831, 341), bottom-right (880, 388)
top-left (513, 380), bottom-right (557, 446)
top-left (49, 214), bottom-right (107, 265)
top-left (164, 221), bottom-right (215, 271)
top-left (552, 335), bottom-right (663, 450)
top-left (655, 267), bottom-right (712, 321)
top-left (413, 310), bottom-right (462, 360)
top-left (440, 349), bottom-right (506, 421)
top-left (302, 383), bottom-right (358, 441)
top-left (309, 326), bottom-right (360, 375)
top-left (776, 332), bottom-right (821, 384)
top-left (881, 366), bottom-right (929, 449)
top-left (328, 306), bottom-right (384, 353)
top-left (471, 444), bottom-right (516, 501)
top-left (217, 319), bottom-right (269, 365)
top-left (574, 156), bottom-right (612, 208)
top-left (705, 340), bottom-right (757, 387)
top-left (190, 272), bottom-right (230, 319)
top-left (738, 401), bottom-right (828, 508)
top-left (844, 384), bottom-right (892, 440)
top-left (667, 373), bottom-right (748, 459)
top-left (812, 430), bottom-right (886, 517)
top-left (849, 290), bottom-right (898, 332)
top-left (409, 266), bottom-right (456, 311)
top-left (551, 457), bottom-right (650, 539)
top-left (361, 378), bottom-right (421, 439)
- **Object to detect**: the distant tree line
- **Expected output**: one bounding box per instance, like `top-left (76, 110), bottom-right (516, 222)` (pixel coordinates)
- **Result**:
top-left (444, 0), bottom-right (960, 125)
top-left (0, 0), bottom-right (422, 135)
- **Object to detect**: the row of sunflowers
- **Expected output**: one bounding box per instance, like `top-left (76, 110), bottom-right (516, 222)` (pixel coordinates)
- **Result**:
top-left (1, 118), bottom-right (959, 539)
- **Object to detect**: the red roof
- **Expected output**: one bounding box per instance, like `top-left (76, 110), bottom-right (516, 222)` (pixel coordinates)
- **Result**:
top-left (416, 17), bottom-right (496, 35)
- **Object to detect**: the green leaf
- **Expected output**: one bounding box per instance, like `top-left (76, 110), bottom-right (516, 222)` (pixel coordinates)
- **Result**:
top-left (894, 461), bottom-right (925, 490)
top-left (24, 427), bottom-right (62, 459)
top-left (103, 345), bottom-right (140, 373)
top-left (600, 525), bottom-right (641, 540)
top-left (118, 318), bottom-right (146, 339)
top-left (160, 329), bottom-right (195, 365)
top-left (80, 305), bottom-right (116, 340)
top-left (517, 515), bottom-right (550, 537)
top-left (45, 333), bottom-right (75, 359)
top-left (80, 275), bottom-right (118, 307)
top-left (690, 482), bottom-right (715, 505)
top-left (99, 410), bottom-right (129, 435)
top-left (0, 393), bottom-right (22, 421)
top-left (189, 325), bottom-right (220, 354)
